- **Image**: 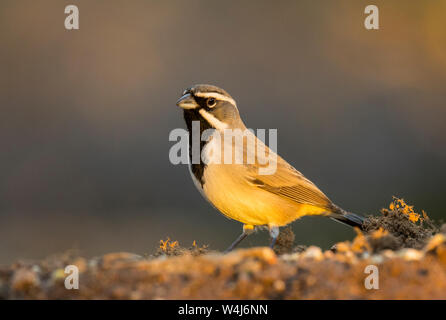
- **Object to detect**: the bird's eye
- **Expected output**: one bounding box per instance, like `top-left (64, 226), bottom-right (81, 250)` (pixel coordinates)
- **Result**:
top-left (207, 98), bottom-right (217, 107)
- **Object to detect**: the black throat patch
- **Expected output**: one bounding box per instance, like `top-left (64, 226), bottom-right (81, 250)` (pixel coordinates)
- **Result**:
top-left (183, 109), bottom-right (213, 186)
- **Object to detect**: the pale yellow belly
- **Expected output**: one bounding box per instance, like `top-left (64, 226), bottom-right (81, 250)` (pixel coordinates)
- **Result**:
top-left (201, 164), bottom-right (328, 227)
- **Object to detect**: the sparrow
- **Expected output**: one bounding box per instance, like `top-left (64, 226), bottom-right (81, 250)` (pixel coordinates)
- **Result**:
top-left (176, 84), bottom-right (364, 252)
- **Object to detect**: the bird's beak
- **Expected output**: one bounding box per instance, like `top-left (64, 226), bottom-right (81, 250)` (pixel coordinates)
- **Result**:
top-left (176, 92), bottom-right (198, 109)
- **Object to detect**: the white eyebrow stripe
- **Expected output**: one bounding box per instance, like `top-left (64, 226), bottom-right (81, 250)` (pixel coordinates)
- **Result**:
top-left (194, 92), bottom-right (236, 106)
top-left (199, 108), bottom-right (228, 131)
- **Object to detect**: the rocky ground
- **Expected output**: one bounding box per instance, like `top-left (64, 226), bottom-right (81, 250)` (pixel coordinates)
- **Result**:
top-left (1, 198), bottom-right (446, 299)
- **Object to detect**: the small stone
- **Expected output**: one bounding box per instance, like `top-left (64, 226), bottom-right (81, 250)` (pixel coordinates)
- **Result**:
top-left (361, 252), bottom-right (371, 259)
top-left (381, 250), bottom-right (396, 259)
top-left (31, 265), bottom-right (41, 273)
top-left (273, 280), bottom-right (285, 291)
top-left (281, 252), bottom-right (300, 262)
top-left (11, 268), bottom-right (40, 292)
top-left (424, 234), bottom-right (445, 252)
top-left (398, 248), bottom-right (423, 261)
top-left (88, 257), bottom-right (100, 269)
top-left (370, 254), bottom-right (384, 264)
top-left (302, 246), bottom-right (323, 261)
top-left (332, 242), bottom-right (350, 253)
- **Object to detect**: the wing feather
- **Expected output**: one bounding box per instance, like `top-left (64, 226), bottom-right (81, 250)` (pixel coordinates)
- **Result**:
top-left (245, 156), bottom-right (333, 210)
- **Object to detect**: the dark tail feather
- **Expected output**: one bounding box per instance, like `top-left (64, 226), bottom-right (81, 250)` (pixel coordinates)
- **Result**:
top-left (329, 205), bottom-right (365, 230)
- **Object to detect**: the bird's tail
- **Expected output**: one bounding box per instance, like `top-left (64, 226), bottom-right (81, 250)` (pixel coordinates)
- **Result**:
top-left (329, 205), bottom-right (365, 230)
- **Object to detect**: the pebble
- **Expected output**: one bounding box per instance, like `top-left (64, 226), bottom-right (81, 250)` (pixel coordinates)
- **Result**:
top-left (11, 268), bottom-right (40, 292)
top-left (398, 248), bottom-right (423, 261)
top-left (424, 234), bottom-right (445, 252)
top-left (302, 246), bottom-right (323, 261)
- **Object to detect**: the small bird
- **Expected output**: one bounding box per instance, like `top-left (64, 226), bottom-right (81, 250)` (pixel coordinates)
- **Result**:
top-left (176, 84), bottom-right (364, 252)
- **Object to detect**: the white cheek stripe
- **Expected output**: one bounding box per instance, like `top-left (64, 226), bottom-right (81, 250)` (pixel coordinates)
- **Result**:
top-left (194, 92), bottom-right (237, 107)
top-left (199, 108), bottom-right (228, 131)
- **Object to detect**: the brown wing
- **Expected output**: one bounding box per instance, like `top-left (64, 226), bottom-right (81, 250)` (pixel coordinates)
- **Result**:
top-left (225, 129), bottom-right (333, 210)
top-left (245, 155), bottom-right (333, 210)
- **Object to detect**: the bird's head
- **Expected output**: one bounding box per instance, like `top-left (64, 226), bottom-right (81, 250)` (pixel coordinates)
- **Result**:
top-left (176, 84), bottom-right (243, 131)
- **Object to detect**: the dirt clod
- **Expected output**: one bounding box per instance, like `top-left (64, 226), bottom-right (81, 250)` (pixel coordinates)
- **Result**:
top-left (367, 232), bottom-right (400, 252)
top-left (363, 197), bottom-right (439, 251)
top-left (273, 227), bottom-right (295, 255)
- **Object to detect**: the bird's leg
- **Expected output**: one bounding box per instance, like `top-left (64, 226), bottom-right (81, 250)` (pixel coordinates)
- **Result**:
top-left (224, 224), bottom-right (255, 253)
top-left (269, 226), bottom-right (280, 249)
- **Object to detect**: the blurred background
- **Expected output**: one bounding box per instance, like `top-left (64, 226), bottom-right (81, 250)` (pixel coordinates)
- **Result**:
top-left (1, 0), bottom-right (445, 264)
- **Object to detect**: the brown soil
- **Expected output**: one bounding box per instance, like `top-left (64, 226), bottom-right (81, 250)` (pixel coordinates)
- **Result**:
top-left (362, 198), bottom-right (439, 251)
top-left (1, 198), bottom-right (446, 299)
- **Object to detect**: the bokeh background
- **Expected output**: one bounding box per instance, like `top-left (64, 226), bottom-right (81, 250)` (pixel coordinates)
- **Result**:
top-left (1, 0), bottom-right (445, 264)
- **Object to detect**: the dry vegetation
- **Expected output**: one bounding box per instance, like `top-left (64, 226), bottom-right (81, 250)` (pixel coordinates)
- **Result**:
top-left (1, 198), bottom-right (446, 299)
